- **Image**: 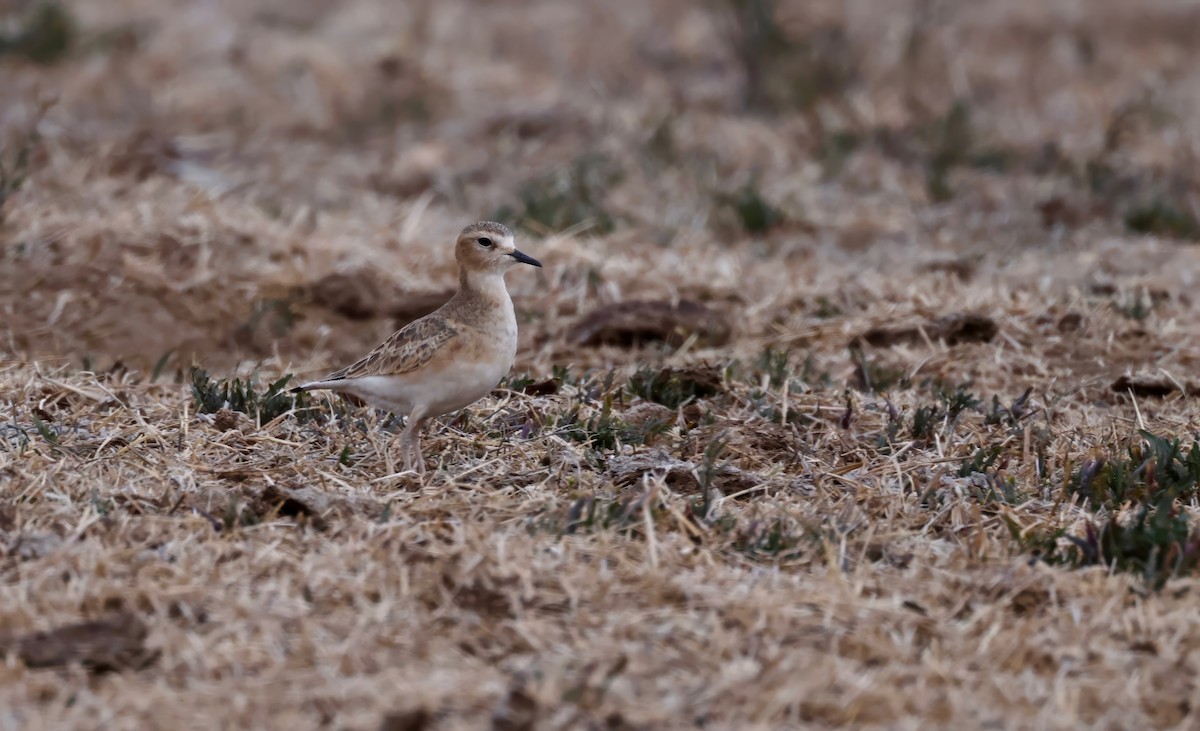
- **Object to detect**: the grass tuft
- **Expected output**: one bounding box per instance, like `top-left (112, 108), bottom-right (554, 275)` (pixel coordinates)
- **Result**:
top-left (1124, 199), bottom-right (1200, 241)
top-left (495, 154), bottom-right (617, 235)
top-left (1112, 291), bottom-right (1154, 321)
top-left (190, 368), bottom-right (315, 426)
top-left (924, 100), bottom-right (972, 202)
top-left (628, 366), bottom-right (723, 409)
top-left (0, 123), bottom-right (40, 226)
top-left (0, 2), bottom-right (75, 64)
top-left (726, 181), bottom-right (785, 234)
top-left (1023, 431), bottom-right (1200, 588)
top-left (934, 380), bottom-right (982, 420)
top-left (714, 0), bottom-right (857, 113)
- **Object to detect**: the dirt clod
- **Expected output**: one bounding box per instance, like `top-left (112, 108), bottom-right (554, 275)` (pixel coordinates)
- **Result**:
top-left (569, 300), bottom-right (732, 348)
top-left (491, 686), bottom-right (538, 731)
top-left (519, 378), bottom-right (559, 396)
top-left (1112, 373), bottom-right (1195, 399)
top-left (858, 313), bottom-right (998, 348)
top-left (213, 407), bottom-right (240, 431)
top-left (8, 612), bottom-right (155, 673)
top-left (378, 709), bottom-right (431, 731)
top-left (308, 270), bottom-right (453, 325)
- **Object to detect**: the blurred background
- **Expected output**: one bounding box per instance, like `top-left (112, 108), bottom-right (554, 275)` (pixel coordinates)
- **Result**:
top-left (2, 0), bottom-right (1199, 383)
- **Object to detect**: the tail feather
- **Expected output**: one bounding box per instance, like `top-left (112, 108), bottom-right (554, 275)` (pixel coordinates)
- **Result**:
top-left (292, 380), bottom-right (367, 408)
top-left (286, 381), bottom-right (331, 393)
top-left (291, 379), bottom-right (347, 394)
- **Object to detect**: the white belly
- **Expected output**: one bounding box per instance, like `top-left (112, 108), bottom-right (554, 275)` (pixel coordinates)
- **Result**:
top-left (343, 356), bottom-right (512, 418)
top-left (421, 357), bottom-right (513, 416)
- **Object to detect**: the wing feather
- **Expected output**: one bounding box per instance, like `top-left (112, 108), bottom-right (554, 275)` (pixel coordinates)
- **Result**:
top-left (321, 316), bottom-right (459, 381)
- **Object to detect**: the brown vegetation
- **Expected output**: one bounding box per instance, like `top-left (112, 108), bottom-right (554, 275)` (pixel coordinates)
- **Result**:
top-left (4, 0), bottom-right (1200, 728)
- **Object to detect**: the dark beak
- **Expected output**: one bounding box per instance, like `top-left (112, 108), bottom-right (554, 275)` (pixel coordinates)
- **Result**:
top-left (508, 249), bottom-right (542, 268)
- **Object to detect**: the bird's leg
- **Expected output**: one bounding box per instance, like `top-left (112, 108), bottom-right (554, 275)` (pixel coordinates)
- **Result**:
top-left (413, 424), bottom-right (426, 473)
top-left (400, 428), bottom-right (417, 474)
top-left (399, 430), bottom-right (413, 473)
top-left (408, 418), bottom-right (428, 474)
top-left (401, 406), bottom-right (429, 475)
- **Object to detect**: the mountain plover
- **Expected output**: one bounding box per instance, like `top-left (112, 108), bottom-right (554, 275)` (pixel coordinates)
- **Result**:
top-left (294, 221), bottom-right (542, 473)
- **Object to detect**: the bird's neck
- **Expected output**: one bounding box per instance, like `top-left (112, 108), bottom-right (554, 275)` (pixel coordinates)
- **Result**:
top-left (453, 269), bottom-right (513, 326)
top-left (459, 268), bottom-right (509, 301)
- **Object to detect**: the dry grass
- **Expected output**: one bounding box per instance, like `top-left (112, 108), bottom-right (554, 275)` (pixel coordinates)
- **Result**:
top-left (4, 0), bottom-right (1200, 728)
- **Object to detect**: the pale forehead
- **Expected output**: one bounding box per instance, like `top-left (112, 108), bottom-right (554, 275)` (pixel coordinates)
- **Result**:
top-left (460, 221), bottom-right (513, 239)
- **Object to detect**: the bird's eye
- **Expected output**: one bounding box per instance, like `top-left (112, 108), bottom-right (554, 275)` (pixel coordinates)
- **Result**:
top-left (477, 237), bottom-right (493, 248)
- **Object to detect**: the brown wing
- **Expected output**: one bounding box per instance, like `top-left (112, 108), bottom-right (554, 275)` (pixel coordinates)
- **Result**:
top-left (321, 316), bottom-right (459, 381)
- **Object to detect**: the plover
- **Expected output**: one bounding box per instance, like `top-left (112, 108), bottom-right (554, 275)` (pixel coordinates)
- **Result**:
top-left (294, 221), bottom-right (542, 473)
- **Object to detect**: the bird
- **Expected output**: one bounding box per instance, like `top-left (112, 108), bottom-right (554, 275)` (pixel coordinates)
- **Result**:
top-left (293, 221), bottom-right (542, 474)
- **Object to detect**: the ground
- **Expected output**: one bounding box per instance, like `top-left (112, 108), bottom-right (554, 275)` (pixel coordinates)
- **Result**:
top-left (3, 0), bottom-right (1200, 729)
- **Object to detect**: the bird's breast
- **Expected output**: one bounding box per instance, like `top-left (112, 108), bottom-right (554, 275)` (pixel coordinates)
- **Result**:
top-left (421, 354), bottom-right (512, 417)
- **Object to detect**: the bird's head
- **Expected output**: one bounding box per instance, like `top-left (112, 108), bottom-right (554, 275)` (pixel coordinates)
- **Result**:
top-left (455, 221), bottom-right (542, 276)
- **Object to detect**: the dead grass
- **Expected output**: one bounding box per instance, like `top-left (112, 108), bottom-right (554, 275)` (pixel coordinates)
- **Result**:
top-left (5, 0), bottom-right (1200, 728)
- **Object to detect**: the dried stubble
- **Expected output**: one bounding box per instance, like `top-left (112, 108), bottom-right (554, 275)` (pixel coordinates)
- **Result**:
top-left (4, 0), bottom-right (1200, 729)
